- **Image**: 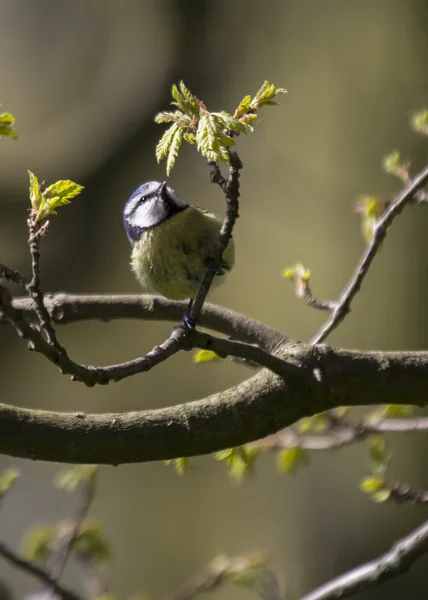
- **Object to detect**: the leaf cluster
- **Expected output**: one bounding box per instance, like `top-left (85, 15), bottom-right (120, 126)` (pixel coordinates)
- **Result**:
top-left (28, 170), bottom-right (84, 221)
top-left (155, 80), bottom-right (286, 174)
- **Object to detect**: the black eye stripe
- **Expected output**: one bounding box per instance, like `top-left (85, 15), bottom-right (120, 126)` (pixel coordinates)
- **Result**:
top-left (127, 194), bottom-right (158, 219)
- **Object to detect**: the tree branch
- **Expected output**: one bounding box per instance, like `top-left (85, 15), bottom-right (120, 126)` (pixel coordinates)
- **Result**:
top-left (6, 293), bottom-right (290, 350)
top-left (187, 152), bottom-right (242, 325)
top-left (0, 263), bottom-right (28, 288)
top-left (0, 286), bottom-right (299, 384)
top-left (2, 345), bottom-right (428, 464)
top-left (301, 519), bottom-right (428, 600)
top-left (0, 541), bottom-right (82, 600)
top-left (249, 416), bottom-right (428, 453)
top-left (312, 164), bottom-right (428, 344)
top-left (26, 214), bottom-right (65, 353)
top-left (48, 471), bottom-right (97, 583)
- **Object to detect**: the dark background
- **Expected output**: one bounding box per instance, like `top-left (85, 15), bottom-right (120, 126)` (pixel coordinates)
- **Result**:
top-left (1, 0), bottom-right (428, 598)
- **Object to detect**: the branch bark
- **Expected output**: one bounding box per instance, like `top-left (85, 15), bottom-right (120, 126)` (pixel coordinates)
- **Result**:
top-left (1, 345), bottom-right (428, 464)
top-left (4, 293), bottom-right (290, 350)
top-left (302, 519), bottom-right (428, 600)
top-left (0, 541), bottom-right (82, 600)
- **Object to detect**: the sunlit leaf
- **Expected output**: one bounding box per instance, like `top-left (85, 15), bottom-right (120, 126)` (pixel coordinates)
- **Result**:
top-left (54, 465), bottom-right (98, 493)
top-left (193, 349), bottom-right (224, 364)
top-left (276, 447), bottom-right (310, 475)
top-left (166, 125), bottom-right (183, 175)
top-left (0, 112), bottom-right (17, 139)
top-left (359, 476), bottom-right (387, 494)
top-left (0, 467), bottom-right (20, 496)
top-left (21, 525), bottom-right (56, 562)
top-left (164, 457), bottom-right (193, 475)
top-left (73, 522), bottom-right (112, 565)
top-left (28, 170), bottom-right (43, 211)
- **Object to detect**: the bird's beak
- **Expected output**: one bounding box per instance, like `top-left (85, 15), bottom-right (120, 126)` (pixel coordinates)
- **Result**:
top-left (157, 181), bottom-right (167, 197)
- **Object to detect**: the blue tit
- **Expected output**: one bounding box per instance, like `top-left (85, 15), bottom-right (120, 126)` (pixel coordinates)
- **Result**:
top-left (123, 181), bottom-right (235, 301)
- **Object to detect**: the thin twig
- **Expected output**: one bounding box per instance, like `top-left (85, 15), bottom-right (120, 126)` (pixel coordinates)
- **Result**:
top-left (388, 482), bottom-right (428, 505)
top-left (299, 284), bottom-right (336, 312)
top-left (26, 214), bottom-right (66, 353)
top-left (301, 519), bottom-right (428, 600)
top-left (48, 472), bottom-right (98, 584)
top-left (249, 415), bottom-right (428, 454)
top-left (311, 164), bottom-right (428, 344)
top-left (0, 263), bottom-right (28, 288)
top-left (188, 152), bottom-right (242, 324)
top-left (167, 553), bottom-right (268, 600)
top-left (191, 330), bottom-right (303, 377)
top-left (0, 541), bottom-right (82, 600)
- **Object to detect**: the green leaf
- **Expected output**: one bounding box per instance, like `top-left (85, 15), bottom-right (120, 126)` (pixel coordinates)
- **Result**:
top-left (410, 109), bottom-right (428, 135)
top-left (382, 404), bottom-right (414, 418)
top-left (183, 131), bottom-right (196, 144)
top-left (0, 112), bottom-right (15, 126)
top-left (235, 95), bottom-right (252, 118)
top-left (371, 489), bottom-right (391, 503)
top-left (282, 262), bottom-right (311, 282)
top-left (368, 435), bottom-right (391, 475)
top-left (214, 447), bottom-right (258, 483)
top-left (0, 467), bottom-right (20, 496)
top-left (277, 447), bottom-right (310, 475)
top-left (42, 180), bottom-right (84, 214)
top-left (193, 349), bottom-right (224, 363)
top-left (21, 525), bottom-right (57, 561)
top-left (54, 465), bottom-right (98, 492)
top-left (166, 125), bottom-right (183, 176)
top-left (250, 81), bottom-right (287, 110)
top-left (359, 476), bottom-right (387, 494)
top-left (73, 522), bottom-right (111, 565)
top-left (28, 170), bottom-right (43, 211)
top-left (382, 150), bottom-right (410, 182)
top-left (297, 413), bottom-right (329, 433)
top-left (164, 457), bottom-right (193, 475)
top-left (170, 82), bottom-right (199, 118)
top-left (179, 81), bottom-right (199, 116)
top-left (155, 122), bottom-right (179, 163)
top-left (0, 112), bottom-right (17, 139)
top-left (154, 110), bottom-right (185, 124)
top-left (211, 112), bottom-right (248, 134)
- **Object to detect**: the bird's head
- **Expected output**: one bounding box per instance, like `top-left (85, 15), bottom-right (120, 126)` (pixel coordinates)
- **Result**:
top-left (123, 181), bottom-right (188, 243)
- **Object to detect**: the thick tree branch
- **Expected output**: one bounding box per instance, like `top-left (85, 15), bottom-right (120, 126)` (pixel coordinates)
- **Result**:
top-left (2, 345), bottom-right (428, 464)
top-left (0, 541), bottom-right (81, 600)
top-left (312, 164), bottom-right (428, 344)
top-left (301, 519), bottom-right (428, 600)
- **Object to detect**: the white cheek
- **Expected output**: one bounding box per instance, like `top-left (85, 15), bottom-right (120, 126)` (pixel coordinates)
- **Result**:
top-left (131, 199), bottom-right (165, 229)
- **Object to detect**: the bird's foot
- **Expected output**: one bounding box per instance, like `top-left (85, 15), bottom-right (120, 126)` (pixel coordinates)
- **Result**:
top-left (207, 258), bottom-right (225, 276)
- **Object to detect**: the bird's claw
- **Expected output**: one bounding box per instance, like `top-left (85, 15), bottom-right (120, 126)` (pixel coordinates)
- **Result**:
top-left (207, 258), bottom-right (225, 276)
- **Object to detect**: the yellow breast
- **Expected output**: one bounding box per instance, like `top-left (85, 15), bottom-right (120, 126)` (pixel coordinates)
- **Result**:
top-left (131, 206), bottom-right (234, 300)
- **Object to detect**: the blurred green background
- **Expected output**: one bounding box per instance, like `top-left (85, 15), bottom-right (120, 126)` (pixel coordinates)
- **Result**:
top-left (1, 0), bottom-right (428, 598)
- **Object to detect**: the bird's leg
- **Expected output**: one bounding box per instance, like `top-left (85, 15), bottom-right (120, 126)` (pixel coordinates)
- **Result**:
top-left (181, 299), bottom-right (198, 331)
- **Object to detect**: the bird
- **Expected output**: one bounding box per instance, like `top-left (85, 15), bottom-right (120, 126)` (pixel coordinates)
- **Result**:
top-left (123, 181), bottom-right (235, 309)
